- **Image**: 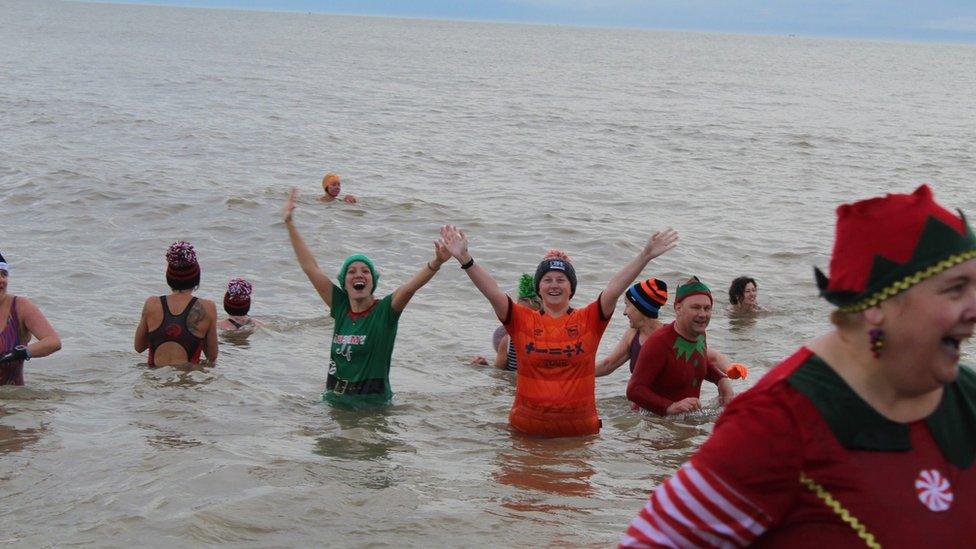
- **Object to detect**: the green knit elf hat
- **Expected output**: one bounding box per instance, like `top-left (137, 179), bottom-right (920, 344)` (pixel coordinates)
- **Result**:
top-left (676, 276), bottom-right (712, 304)
top-left (517, 273), bottom-right (536, 300)
top-left (815, 184), bottom-right (976, 312)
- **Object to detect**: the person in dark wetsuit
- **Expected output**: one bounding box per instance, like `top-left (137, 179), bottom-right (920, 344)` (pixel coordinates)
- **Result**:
top-left (0, 251), bottom-right (62, 385)
top-left (134, 241), bottom-right (218, 367)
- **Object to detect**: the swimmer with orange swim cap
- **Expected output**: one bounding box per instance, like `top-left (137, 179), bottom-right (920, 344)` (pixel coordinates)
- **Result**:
top-left (439, 224), bottom-right (678, 438)
top-left (318, 172), bottom-right (358, 204)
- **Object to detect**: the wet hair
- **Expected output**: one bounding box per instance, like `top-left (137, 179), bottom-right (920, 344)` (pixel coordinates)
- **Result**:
top-left (728, 276), bottom-right (757, 306)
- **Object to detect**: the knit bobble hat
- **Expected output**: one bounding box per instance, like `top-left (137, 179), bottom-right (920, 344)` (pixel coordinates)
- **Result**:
top-left (165, 241), bottom-right (200, 290)
top-left (224, 278), bottom-right (253, 316)
top-left (534, 250), bottom-right (577, 298)
top-left (626, 278), bottom-right (668, 318)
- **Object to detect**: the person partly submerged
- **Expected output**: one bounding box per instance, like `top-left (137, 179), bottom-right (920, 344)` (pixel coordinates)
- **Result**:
top-left (621, 184), bottom-right (976, 546)
top-left (317, 172), bottom-right (358, 204)
top-left (283, 187), bottom-right (448, 407)
top-left (218, 278), bottom-right (258, 333)
top-left (626, 276), bottom-right (735, 416)
top-left (0, 250), bottom-right (62, 385)
top-left (134, 241), bottom-right (219, 367)
top-left (439, 224), bottom-right (678, 438)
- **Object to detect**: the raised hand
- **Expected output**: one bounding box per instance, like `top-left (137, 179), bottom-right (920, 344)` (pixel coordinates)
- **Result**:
top-left (433, 239), bottom-right (452, 265)
top-left (643, 228), bottom-right (679, 259)
top-left (282, 187), bottom-right (298, 223)
top-left (438, 225), bottom-right (469, 260)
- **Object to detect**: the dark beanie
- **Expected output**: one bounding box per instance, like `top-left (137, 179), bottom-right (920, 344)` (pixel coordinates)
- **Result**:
top-left (626, 278), bottom-right (668, 318)
top-left (534, 256), bottom-right (577, 298)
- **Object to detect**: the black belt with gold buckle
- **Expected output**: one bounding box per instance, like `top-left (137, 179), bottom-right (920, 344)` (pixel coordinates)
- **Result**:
top-left (326, 375), bottom-right (385, 396)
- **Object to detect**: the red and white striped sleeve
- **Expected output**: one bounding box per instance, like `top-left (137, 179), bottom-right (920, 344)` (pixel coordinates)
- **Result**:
top-left (620, 462), bottom-right (772, 548)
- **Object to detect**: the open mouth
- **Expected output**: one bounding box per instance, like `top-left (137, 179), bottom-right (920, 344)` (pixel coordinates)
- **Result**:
top-left (352, 281), bottom-right (367, 291)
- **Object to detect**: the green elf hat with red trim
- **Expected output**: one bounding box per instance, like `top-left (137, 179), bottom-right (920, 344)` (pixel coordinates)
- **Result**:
top-left (675, 276), bottom-right (712, 304)
top-left (815, 184), bottom-right (976, 312)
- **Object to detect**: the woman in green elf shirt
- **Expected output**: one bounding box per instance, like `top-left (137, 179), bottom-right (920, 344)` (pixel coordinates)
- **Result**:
top-left (282, 188), bottom-right (450, 406)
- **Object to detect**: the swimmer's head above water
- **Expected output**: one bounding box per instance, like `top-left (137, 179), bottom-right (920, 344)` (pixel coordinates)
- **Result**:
top-left (322, 172), bottom-right (341, 198)
top-left (224, 278), bottom-right (253, 316)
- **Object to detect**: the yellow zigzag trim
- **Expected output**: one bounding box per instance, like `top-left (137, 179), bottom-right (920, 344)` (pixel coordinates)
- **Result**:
top-left (840, 249), bottom-right (976, 312)
top-left (799, 473), bottom-right (881, 548)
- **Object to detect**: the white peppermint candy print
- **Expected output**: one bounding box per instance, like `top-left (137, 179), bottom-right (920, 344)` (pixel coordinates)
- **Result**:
top-left (915, 469), bottom-right (953, 512)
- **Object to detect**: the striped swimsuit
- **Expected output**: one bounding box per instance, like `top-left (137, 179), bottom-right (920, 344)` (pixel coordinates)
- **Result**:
top-left (0, 297), bottom-right (24, 385)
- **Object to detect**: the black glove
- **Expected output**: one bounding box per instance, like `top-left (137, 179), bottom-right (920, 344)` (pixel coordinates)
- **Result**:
top-left (0, 345), bottom-right (29, 364)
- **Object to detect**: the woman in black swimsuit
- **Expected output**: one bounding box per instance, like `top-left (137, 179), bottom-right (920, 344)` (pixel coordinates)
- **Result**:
top-left (134, 241), bottom-right (218, 367)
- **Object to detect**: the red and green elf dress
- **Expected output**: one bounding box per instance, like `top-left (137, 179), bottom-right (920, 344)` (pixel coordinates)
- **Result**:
top-left (621, 347), bottom-right (976, 547)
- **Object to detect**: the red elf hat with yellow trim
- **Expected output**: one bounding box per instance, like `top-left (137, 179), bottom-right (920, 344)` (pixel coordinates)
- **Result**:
top-left (815, 184), bottom-right (976, 312)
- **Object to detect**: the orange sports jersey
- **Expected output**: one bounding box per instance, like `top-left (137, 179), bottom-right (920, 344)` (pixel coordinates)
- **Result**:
top-left (504, 296), bottom-right (611, 437)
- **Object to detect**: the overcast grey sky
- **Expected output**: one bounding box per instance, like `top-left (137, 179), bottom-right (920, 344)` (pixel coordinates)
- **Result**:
top-left (91, 1), bottom-right (976, 43)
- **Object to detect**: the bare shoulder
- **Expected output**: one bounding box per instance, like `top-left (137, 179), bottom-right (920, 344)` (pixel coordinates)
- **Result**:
top-left (198, 298), bottom-right (218, 315)
top-left (14, 296), bottom-right (42, 317)
top-left (186, 298), bottom-right (214, 332)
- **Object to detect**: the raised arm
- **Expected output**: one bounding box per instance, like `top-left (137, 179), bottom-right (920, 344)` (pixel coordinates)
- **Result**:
top-left (595, 327), bottom-right (636, 377)
top-left (599, 228), bottom-right (678, 318)
top-left (391, 240), bottom-right (451, 312)
top-left (282, 187), bottom-right (335, 307)
top-left (439, 225), bottom-right (509, 321)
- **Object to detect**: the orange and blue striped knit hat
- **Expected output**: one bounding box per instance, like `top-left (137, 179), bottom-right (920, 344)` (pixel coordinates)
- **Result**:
top-left (626, 278), bottom-right (668, 318)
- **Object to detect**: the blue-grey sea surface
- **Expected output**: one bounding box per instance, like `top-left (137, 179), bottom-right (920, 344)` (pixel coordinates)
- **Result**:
top-left (1, 0), bottom-right (974, 546)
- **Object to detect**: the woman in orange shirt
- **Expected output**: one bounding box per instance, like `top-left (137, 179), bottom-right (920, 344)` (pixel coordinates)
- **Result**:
top-left (439, 225), bottom-right (678, 437)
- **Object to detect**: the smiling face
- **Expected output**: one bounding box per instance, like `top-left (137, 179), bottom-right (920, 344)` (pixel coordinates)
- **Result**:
top-left (538, 271), bottom-right (572, 310)
top-left (742, 282), bottom-right (758, 307)
top-left (343, 261), bottom-right (373, 298)
top-left (879, 258), bottom-right (976, 392)
top-left (674, 294), bottom-right (712, 337)
top-left (324, 179), bottom-right (341, 197)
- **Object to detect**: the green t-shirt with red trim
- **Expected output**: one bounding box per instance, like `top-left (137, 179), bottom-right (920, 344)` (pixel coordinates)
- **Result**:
top-left (322, 286), bottom-right (400, 407)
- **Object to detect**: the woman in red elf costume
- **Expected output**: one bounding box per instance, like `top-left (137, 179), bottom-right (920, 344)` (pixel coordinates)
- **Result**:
top-left (621, 184), bottom-right (976, 547)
